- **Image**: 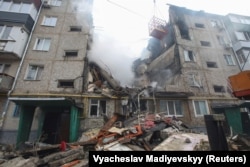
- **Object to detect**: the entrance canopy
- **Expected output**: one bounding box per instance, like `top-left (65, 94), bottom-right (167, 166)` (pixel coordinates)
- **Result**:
top-left (9, 97), bottom-right (74, 106)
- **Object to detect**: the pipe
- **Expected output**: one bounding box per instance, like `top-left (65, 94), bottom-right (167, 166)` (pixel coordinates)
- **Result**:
top-left (9, 93), bottom-right (118, 99)
top-left (1, 1), bottom-right (44, 126)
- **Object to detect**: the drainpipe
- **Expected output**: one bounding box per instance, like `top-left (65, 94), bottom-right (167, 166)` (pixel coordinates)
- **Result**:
top-left (1, 1), bottom-right (44, 127)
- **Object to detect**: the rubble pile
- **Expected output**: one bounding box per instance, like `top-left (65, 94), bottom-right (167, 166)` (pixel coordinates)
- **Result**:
top-left (2, 112), bottom-right (250, 166)
top-left (0, 113), bottom-right (210, 167)
top-left (76, 112), bottom-right (209, 152)
top-left (228, 134), bottom-right (250, 151)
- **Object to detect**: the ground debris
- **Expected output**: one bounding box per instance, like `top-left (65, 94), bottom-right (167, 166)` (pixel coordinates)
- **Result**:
top-left (228, 134), bottom-right (250, 151)
top-left (6, 112), bottom-right (250, 166)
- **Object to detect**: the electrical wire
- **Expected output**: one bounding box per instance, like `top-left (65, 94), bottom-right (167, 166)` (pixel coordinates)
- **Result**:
top-left (106, 0), bottom-right (147, 20)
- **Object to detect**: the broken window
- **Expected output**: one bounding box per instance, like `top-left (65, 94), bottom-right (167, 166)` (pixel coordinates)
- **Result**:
top-left (89, 99), bottom-right (106, 117)
top-left (193, 100), bottom-right (208, 116)
top-left (224, 54), bottom-right (235, 65)
top-left (213, 85), bottom-right (225, 93)
top-left (195, 23), bottom-right (205, 28)
top-left (184, 50), bottom-right (195, 62)
top-left (187, 74), bottom-right (202, 88)
top-left (206, 61), bottom-right (218, 68)
top-left (159, 100), bottom-right (183, 116)
top-left (200, 41), bottom-right (211, 47)
top-left (58, 80), bottom-right (74, 88)
top-left (64, 50), bottom-right (78, 57)
top-left (176, 20), bottom-right (190, 40)
top-left (70, 26), bottom-right (82, 32)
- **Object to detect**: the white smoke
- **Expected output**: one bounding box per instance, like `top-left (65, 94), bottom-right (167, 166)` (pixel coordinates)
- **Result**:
top-left (86, 0), bottom-right (152, 87)
top-left (72, 0), bottom-right (162, 87)
top-left (88, 32), bottom-right (138, 87)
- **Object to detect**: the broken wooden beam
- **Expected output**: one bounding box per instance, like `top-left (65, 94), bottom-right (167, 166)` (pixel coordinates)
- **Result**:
top-left (37, 146), bottom-right (84, 166)
top-left (48, 152), bottom-right (83, 167)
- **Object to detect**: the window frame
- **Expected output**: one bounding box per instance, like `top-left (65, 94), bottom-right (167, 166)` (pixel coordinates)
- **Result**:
top-left (64, 50), bottom-right (78, 57)
top-left (206, 61), bottom-right (218, 68)
top-left (184, 49), bottom-right (196, 62)
top-left (24, 64), bottom-right (44, 80)
top-left (224, 54), bottom-right (235, 66)
top-left (159, 100), bottom-right (183, 117)
top-left (42, 16), bottom-right (57, 27)
top-left (193, 100), bottom-right (209, 116)
top-left (200, 41), bottom-right (211, 47)
top-left (50, 0), bottom-right (62, 7)
top-left (57, 80), bottom-right (75, 88)
top-left (13, 105), bottom-right (20, 117)
top-left (213, 85), bottom-right (225, 93)
top-left (33, 38), bottom-right (51, 51)
top-left (89, 99), bottom-right (107, 117)
top-left (217, 35), bottom-right (226, 45)
top-left (0, 63), bottom-right (10, 73)
top-left (0, 25), bottom-right (12, 40)
top-left (70, 26), bottom-right (82, 32)
top-left (187, 74), bottom-right (202, 88)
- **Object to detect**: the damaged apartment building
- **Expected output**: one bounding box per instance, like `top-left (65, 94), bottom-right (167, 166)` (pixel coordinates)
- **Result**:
top-left (0, 0), bottom-right (43, 143)
top-left (0, 1), bottom-right (247, 148)
top-left (0, 0), bottom-right (95, 147)
top-left (132, 5), bottom-right (242, 131)
top-left (0, 0), bottom-right (149, 148)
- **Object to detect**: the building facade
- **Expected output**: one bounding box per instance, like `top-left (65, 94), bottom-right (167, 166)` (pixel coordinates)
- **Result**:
top-left (0, 0), bottom-right (95, 146)
top-left (223, 14), bottom-right (250, 71)
top-left (133, 5), bottom-right (241, 130)
top-left (0, 0), bottom-right (42, 142)
top-left (1, 2), bottom-right (248, 146)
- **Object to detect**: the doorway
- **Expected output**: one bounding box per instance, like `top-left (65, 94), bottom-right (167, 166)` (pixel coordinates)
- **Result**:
top-left (41, 108), bottom-right (70, 144)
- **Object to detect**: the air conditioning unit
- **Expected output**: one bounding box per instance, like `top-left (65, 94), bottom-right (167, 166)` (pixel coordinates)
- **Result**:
top-left (43, 0), bottom-right (51, 8)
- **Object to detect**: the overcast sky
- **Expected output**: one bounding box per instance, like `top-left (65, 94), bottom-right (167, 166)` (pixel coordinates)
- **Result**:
top-left (93, 0), bottom-right (250, 42)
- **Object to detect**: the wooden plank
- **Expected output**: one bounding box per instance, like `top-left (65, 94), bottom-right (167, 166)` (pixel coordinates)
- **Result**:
top-left (48, 152), bottom-right (83, 167)
top-left (38, 147), bottom-right (83, 165)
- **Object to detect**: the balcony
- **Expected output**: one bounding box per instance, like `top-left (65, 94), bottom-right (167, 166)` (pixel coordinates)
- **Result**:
top-left (233, 40), bottom-right (250, 51)
top-left (0, 73), bottom-right (14, 93)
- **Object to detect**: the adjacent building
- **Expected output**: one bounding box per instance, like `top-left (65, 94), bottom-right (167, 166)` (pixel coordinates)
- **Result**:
top-left (0, 0), bottom-right (94, 146)
top-left (0, 0), bottom-right (42, 142)
top-left (133, 5), bottom-right (241, 130)
top-left (223, 14), bottom-right (250, 71)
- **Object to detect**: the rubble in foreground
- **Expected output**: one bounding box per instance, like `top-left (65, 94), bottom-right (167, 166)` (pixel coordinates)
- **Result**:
top-left (0, 112), bottom-right (249, 167)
